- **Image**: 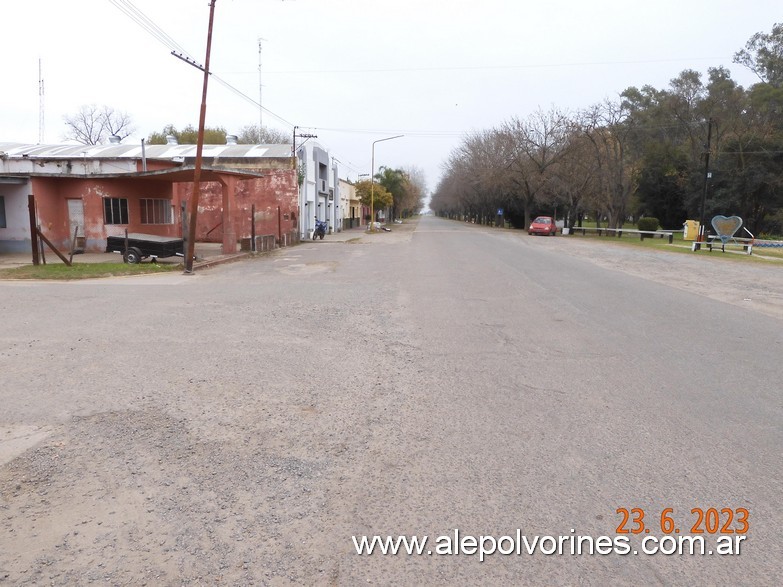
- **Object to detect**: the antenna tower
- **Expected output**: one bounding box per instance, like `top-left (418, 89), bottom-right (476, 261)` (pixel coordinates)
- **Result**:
top-left (257, 38), bottom-right (266, 131)
top-left (38, 58), bottom-right (45, 143)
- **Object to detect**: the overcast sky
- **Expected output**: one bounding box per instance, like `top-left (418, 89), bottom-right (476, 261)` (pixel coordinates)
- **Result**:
top-left (2, 0), bottom-right (780, 194)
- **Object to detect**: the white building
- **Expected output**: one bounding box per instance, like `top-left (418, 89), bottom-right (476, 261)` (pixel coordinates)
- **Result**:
top-left (296, 143), bottom-right (340, 238)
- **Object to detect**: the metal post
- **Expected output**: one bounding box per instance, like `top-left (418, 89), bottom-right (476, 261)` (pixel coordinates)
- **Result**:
top-left (38, 226), bottom-right (46, 265)
top-left (370, 135), bottom-right (403, 231)
top-left (69, 225), bottom-right (78, 264)
top-left (184, 0), bottom-right (217, 273)
top-left (251, 204), bottom-right (256, 252)
top-left (258, 37), bottom-right (264, 130)
top-left (277, 205), bottom-right (282, 246)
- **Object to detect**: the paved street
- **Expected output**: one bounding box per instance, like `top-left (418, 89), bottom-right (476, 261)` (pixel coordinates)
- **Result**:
top-left (1, 216), bottom-right (781, 585)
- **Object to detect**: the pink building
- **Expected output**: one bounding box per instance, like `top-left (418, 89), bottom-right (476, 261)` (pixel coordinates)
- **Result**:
top-left (0, 140), bottom-right (298, 255)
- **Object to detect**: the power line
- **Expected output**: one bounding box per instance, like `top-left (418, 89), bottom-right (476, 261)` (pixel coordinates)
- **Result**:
top-left (108, 0), bottom-right (192, 57)
top-left (258, 56), bottom-right (731, 76)
top-left (108, 0), bottom-right (295, 130)
top-left (310, 127), bottom-right (467, 137)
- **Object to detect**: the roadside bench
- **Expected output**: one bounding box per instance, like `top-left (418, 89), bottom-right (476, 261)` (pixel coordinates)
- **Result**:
top-left (691, 236), bottom-right (753, 255)
top-left (569, 226), bottom-right (674, 244)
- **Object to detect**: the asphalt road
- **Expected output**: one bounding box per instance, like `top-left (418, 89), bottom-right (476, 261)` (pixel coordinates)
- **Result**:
top-left (0, 215), bottom-right (780, 585)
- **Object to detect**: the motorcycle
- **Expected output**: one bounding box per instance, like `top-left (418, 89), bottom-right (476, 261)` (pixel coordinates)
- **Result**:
top-left (312, 219), bottom-right (328, 240)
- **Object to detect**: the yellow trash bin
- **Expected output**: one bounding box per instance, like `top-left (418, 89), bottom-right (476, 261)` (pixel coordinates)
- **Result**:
top-left (683, 220), bottom-right (700, 241)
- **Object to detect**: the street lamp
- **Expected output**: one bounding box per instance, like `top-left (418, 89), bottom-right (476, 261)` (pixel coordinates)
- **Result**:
top-left (370, 135), bottom-right (403, 231)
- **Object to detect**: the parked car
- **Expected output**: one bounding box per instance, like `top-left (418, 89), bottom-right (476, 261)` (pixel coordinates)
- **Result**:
top-left (528, 216), bottom-right (557, 236)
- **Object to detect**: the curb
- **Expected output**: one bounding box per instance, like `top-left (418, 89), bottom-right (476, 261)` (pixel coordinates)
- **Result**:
top-left (192, 252), bottom-right (253, 270)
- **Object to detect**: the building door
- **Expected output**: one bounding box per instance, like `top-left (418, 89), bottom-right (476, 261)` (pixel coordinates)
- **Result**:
top-left (67, 199), bottom-right (85, 247)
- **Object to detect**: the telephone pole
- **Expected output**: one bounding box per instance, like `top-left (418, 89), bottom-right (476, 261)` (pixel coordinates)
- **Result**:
top-left (292, 126), bottom-right (317, 157)
top-left (184, 0), bottom-right (217, 273)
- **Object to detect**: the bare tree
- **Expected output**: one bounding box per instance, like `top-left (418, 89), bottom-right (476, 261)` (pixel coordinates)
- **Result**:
top-left (432, 128), bottom-right (518, 224)
top-left (550, 130), bottom-right (599, 229)
top-left (580, 100), bottom-right (638, 229)
top-left (63, 104), bottom-right (135, 145)
top-left (503, 108), bottom-right (573, 227)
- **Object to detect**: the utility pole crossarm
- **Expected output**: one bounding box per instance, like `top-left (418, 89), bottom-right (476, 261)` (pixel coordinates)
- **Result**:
top-left (292, 126), bottom-right (317, 156)
top-left (171, 51), bottom-right (209, 73)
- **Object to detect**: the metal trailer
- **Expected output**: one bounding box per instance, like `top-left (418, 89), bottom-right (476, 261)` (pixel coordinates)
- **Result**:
top-left (106, 233), bottom-right (185, 264)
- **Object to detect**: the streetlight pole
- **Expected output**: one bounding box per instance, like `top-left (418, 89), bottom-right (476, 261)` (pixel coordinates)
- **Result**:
top-left (370, 135), bottom-right (403, 231)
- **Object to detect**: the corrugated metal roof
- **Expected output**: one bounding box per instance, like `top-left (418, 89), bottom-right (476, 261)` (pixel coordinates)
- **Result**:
top-left (0, 142), bottom-right (293, 160)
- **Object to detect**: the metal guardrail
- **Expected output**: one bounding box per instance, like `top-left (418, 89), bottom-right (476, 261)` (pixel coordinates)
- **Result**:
top-left (568, 226), bottom-right (674, 244)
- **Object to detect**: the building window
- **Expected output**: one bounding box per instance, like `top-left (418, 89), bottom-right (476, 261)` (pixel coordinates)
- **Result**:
top-left (140, 199), bottom-right (172, 225)
top-left (103, 198), bottom-right (129, 225)
top-left (0, 196), bottom-right (6, 228)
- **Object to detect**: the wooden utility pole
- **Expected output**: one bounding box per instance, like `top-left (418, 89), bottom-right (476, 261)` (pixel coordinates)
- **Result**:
top-left (28, 194), bottom-right (40, 266)
top-left (698, 118), bottom-right (713, 243)
top-left (184, 0), bottom-right (217, 273)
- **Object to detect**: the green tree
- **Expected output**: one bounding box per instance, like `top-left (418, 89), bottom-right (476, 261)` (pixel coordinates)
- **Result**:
top-left (237, 124), bottom-right (291, 144)
top-left (733, 22), bottom-right (783, 87)
top-left (711, 136), bottom-right (783, 233)
top-left (147, 124), bottom-right (228, 145)
top-left (635, 142), bottom-right (688, 229)
top-left (354, 180), bottom-right (393, 213)
top-left (375, 166), bottom-right (406, 220)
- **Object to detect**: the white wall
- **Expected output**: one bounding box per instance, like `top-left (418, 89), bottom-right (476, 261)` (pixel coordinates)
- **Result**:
top-left (297, 143), bottom-right (339, 239)
top-left (0, 182), bottom-right (31, 252)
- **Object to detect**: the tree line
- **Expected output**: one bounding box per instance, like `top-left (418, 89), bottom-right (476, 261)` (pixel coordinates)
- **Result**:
top-left (430, 24), bottom-right (783, 236)
top-left (61, 107), bottom-right (291, 147)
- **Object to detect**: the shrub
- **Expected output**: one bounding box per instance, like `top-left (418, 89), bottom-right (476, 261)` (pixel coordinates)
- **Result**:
top-left (637, 217), bottom-right (660, 232)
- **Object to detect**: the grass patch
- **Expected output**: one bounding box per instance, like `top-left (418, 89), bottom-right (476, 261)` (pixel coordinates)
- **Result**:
top-left (566, 232), bottom-right (783, 264)
top-left (0, 261), bottom-right (182, 280)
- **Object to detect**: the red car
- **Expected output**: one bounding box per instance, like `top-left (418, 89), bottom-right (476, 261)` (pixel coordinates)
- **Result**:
top-left (528, 216), bottom-right (557, 236)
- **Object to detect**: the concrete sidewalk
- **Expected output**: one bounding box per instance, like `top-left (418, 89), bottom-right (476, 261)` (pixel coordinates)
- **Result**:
top-left (0, 242), bottom-right (238, 271)
top-left (0, 225), bottom-right (383, 271)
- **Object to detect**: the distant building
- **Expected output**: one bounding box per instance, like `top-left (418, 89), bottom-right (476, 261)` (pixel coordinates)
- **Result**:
top-left (338, 179), bottom-right (365, 230)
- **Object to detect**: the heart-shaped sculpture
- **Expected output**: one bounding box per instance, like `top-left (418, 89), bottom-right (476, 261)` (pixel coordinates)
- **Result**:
top-left (711, 215), bottom-right (742, 244)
